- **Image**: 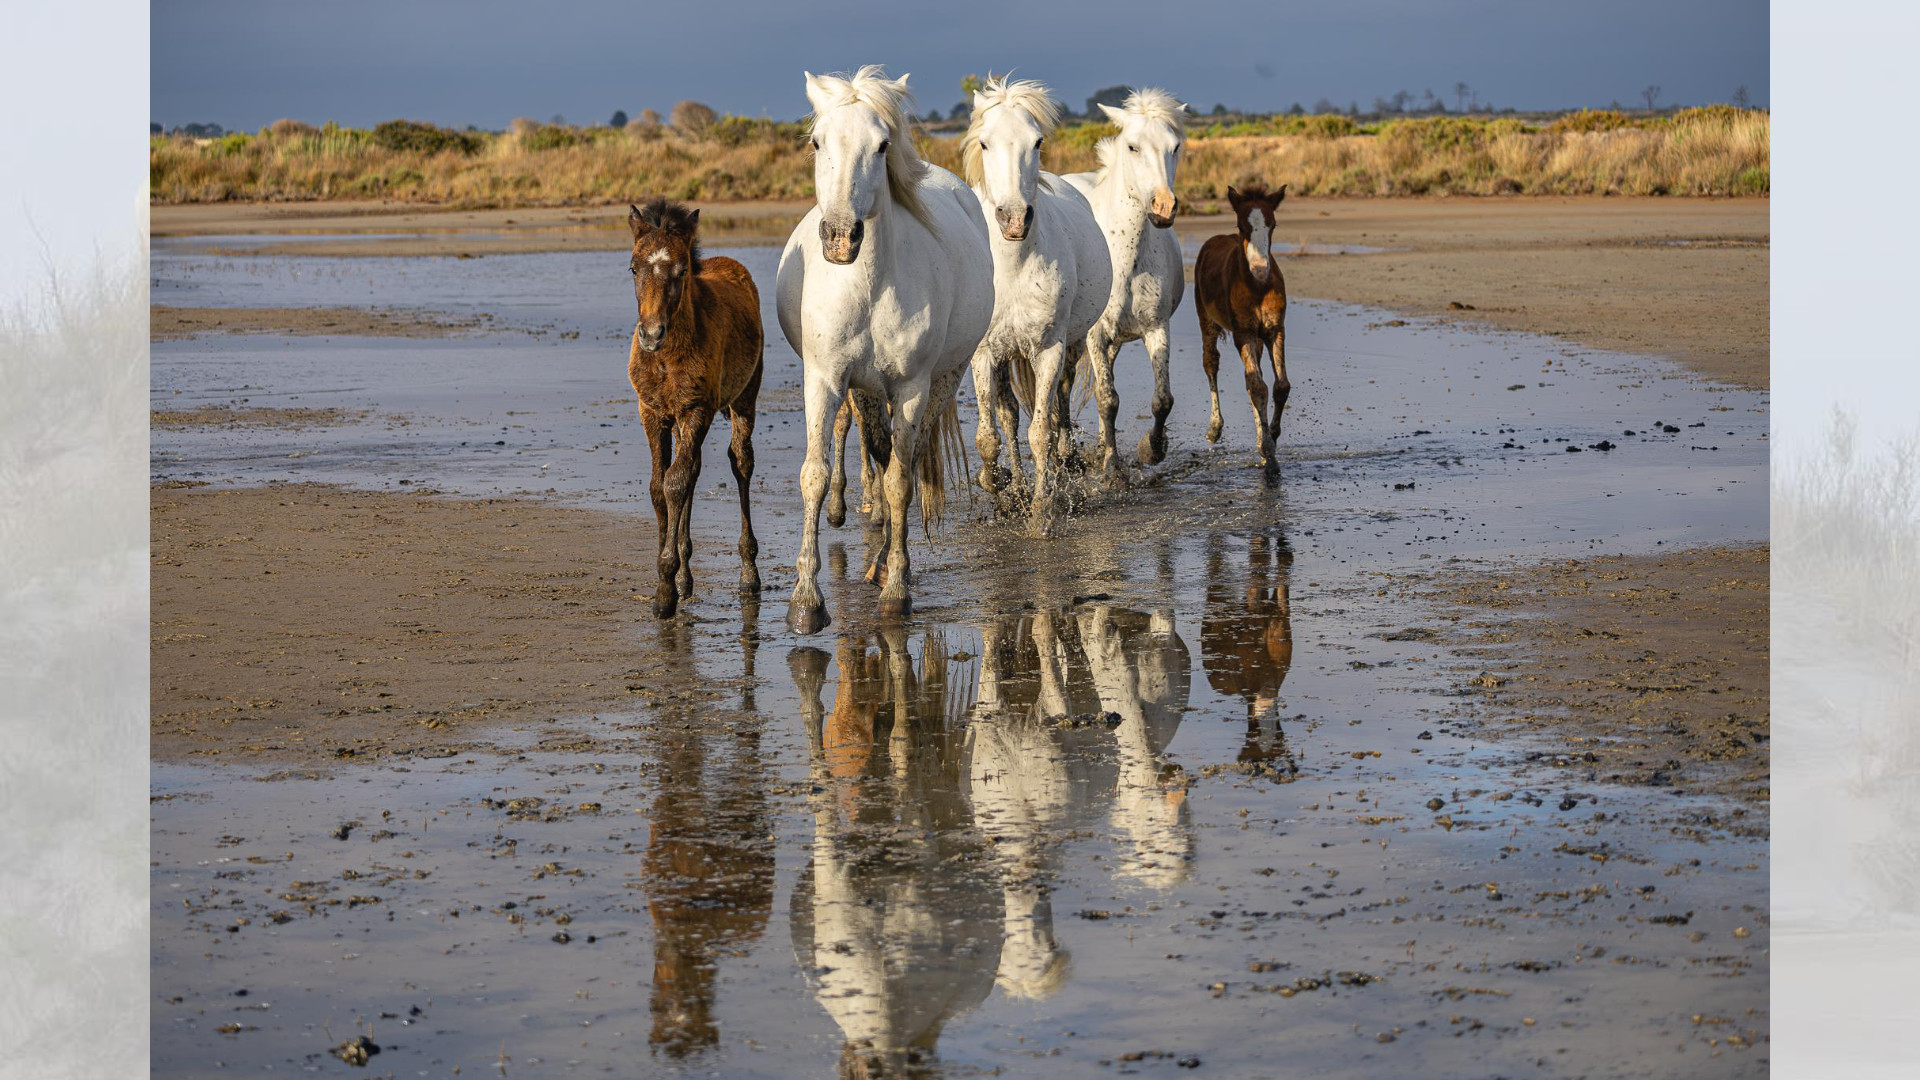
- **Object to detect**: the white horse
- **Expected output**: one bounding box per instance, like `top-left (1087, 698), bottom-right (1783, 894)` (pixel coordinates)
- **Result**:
top-left (1061, 89), bottom-right (1190, 485)
top-left (776, 67), bottom-right (995, 633)
top-left (962, 76), bottom-right (1113, 535)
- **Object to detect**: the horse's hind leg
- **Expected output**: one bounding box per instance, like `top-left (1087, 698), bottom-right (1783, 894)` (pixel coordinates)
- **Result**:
top-left (1086, 328), bottom-right (1126, 489)
top-left (876, 391), bottom-right (925, 619)
top-left (827, 398), bottom-right (852, 529)
top-left (1199, 306), bottom-right (1225, 443)
top-left (1025, 340), bottom-right (1068, 538)
top-left (994, 363), bottom-right (1025, 492)
top-left (1267, 321), bottom-right (1290, 476)
top-left (1137, 324), bottom-right (1174, 467)
top-left (729, 360), bottom-right (763, 595)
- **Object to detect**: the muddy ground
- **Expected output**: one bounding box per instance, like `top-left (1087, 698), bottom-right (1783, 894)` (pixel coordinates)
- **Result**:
top-left (151, 484), bottom-right (659, 761)
top-left (151, 196), bottom-right (1767, 388)
top-left (1416, 545), bottom-right (1770, 807)
top-left (151, 304), bottom-right (490, 340)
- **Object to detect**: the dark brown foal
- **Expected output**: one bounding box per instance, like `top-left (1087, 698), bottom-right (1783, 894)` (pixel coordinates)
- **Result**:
top-left (626, 197), bottom-right (766, 618)
top-left (1194, 184), bottom-right (1290, 479)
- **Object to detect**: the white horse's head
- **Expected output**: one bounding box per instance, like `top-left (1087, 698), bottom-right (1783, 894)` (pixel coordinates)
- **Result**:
top-left (803, 66), bottom-right (929, 264)
top-left (964, 75), bottom-right (1062, 242)
top-left (1096, 88), bottom-right (1189, 228)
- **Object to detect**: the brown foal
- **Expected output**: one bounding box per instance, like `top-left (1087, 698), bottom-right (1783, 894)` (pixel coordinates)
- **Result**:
top-left (626, 197), bottom-right (765, 618)
top-left (1194, 184), bottom-right (1290, 478)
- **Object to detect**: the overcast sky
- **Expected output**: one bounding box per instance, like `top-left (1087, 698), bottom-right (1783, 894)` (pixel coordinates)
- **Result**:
top-left (153, 0), bottom-right (1768, 131)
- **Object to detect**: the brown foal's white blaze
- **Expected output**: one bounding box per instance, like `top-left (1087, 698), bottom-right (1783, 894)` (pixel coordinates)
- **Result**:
top-left (1244, 206), bottom-right (1272, 282)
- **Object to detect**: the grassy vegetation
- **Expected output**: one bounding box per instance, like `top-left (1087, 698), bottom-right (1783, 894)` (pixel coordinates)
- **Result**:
top-left (150, 107), bottom-right (1768, 206)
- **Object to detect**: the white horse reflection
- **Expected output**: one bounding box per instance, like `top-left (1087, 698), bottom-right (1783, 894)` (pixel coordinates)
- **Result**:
top-left (788, 631), bottom-right (999, 1078)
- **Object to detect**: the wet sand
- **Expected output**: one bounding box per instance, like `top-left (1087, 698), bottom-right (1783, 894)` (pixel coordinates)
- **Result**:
top-left (1418, 545), bottom-right (1770, 807)
top-left (152, 197), bottom-right (1767, 388)
top-left (152, 484), bottom-right (663, 761)
top-left (152, 304), bottom-right (490, 340)
top-left (152, 406), bottom-right (369, 430)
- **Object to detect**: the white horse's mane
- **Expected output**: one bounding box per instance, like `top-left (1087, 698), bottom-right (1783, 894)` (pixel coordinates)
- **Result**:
top-left (1094, 87), bottom-right (1188, 182)
top-left (962, 74), bottom-right (1062, 189)
top-left (807, 65), bottom-right (933, 227)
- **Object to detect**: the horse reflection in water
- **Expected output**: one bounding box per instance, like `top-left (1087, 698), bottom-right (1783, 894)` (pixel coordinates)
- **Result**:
top-left (1201, 530), bottom-right (1297, 775)
top-left (640, 610), bottom-right (775, 1057)
top-left (788, 605), bottom-right (1192, 1075)
top-left (789, 629), bottom-right (998, 1079)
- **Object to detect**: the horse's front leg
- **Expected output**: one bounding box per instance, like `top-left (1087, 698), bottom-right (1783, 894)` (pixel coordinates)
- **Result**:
top-left (876, 391), bottom-right (925, 619)
top-left (1025, 340), bottom-right (1069, 538)
top-left (969, 345), bottom-right (1004, 499)
top-left (787, 378), bottom-right (842, 635)
top-left (668, 411), bottom-right (713, 600)
top-left (1234, 334), bottom-right (1274, 478)
top-left (1137, 324), bottom-right (1174, 466)
top-left (827, 398), bottom-right (853, 529)
top-left (642, 409), bottom-right (679, 618)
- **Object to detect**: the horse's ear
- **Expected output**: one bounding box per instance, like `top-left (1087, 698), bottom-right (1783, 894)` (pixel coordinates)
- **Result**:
top-left (628, 204), bottom-right (646, 238)
top-left (684, 208), bottom-right (699, 233)
top-left (1098, 102), bottom-right (1126, 126)
top-left (1272, 183), bottom-right (1288, 206)
top-left (803, 71), bottom-right (831, 115)
top-left (1226, 186), bottom-right (1245, 208)
top-left (973, 89), bottom-right (990, 114)
top-left (892, 73), bottom-right (911, 93)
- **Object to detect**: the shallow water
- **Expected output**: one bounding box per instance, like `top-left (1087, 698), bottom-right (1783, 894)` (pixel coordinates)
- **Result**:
top-left (151, 243), bottom-right (1769, 1076)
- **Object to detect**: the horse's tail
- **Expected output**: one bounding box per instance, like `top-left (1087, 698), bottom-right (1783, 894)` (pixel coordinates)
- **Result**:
top-left (1009, 354), bottom-right (1037, 412)
top-left (916, 393), bottom-right (970, 532)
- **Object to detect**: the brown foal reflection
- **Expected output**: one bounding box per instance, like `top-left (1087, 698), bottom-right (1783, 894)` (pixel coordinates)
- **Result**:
top-left (1201, 530), bottom-right (1297, 776)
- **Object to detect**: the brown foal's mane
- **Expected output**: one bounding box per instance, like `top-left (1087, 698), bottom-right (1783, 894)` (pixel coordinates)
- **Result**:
top-left (629, 196), bottom-right (702, 269)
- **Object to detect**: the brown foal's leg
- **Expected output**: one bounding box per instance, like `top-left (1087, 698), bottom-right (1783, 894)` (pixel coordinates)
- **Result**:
top-left (728, 361), bottom-right (764, 595)
top-left (665, 409), bottom-right (713, 604)
top-left (1235, 333), bottom-right (1274, 475)
top-left (1268, 324), bottom-right (1290, 474)
top-left (1199, 305), bottom-right (1225, 443)
top-left (643, 409), bottom-right (678, 618)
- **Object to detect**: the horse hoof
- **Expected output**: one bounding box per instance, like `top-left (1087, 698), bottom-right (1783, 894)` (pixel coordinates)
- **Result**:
top-left (738, 572), bottom-right (762, 596)
top-left (826, 502), bottom-right (847, 529)
top-left (787, 601), bottom-right (831, 635)
top-left (1206, 420), bottom-right (1224, 443)
top-left (877, 594), bottom-right (912, 620)
top-left (652, 594), bottom-right (679, 619)
top-left (1028, 514), bottom-right (1055, 541)
top-left (1136, 432), bottom-right (1165, 467)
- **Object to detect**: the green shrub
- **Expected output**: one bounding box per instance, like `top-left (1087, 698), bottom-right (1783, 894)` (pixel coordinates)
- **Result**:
top-left (372, 120), bottom-right (482, 155)
top-left (1547, 109), bottom-right (1635, 134)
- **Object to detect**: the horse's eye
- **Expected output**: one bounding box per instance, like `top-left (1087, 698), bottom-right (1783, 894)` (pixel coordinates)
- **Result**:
top-left (1128, 144), bottom-right (1138, 153)
top-left (630, 267), bottom-right (638, 276)
top-left (810, 138), bottom-right (819, 150)
top-left (1034, 138), bottom-right (1044, 151)
top-left (877, 139), bottom-right (890, 155)
top-left (979, 141), bottom-right (988, 151)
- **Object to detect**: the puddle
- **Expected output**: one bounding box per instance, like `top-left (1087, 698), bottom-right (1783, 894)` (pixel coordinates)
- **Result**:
top-left (151, 244), bottom-right (1769, 1075)
top-left (155, 592), bottom-right (1767, 1077)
